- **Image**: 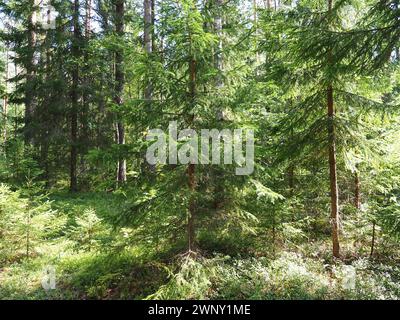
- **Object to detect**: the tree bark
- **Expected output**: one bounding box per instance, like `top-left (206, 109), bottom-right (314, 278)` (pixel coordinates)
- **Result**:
top-left (115, 0), bottom-right (126, 184)
top-left (370, 221), bottom-right (376, 258)
top-left (328, 85), bottom-right (340, 258)
top-left (3, 47), bottom-right (9, 150)
top-left (82, 0), bottom-right (92, 155)
top-left (327, 0), bottom-right (340, 259)
top-left (214, 0), bottom-right (223, 82)
top-left (144, 0), bottom-right (153, 103)
top-left (25, 0), bottom-right (37, 146)
top-left (187, 54), bottom-right (197, 253)
top-left (70, 0), bottom-right (81, 192)
top-left (354, 171), bottom-right (361, 209)
top-left (188, 162), bottom-right (196, 252)
top-left (78, 0), bottom-right (92, 184)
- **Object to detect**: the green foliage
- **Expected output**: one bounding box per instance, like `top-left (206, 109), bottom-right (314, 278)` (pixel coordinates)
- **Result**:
top-left (0, 0), bottom-right (400, 301)
top-left (68, 208), bottom-right (111, 251)
top-left (0, 184), bottom-right (65, 264)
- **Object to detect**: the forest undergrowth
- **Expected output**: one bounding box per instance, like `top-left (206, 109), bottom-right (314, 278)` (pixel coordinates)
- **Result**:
top-left (1, 187), bottom-right (399, 300)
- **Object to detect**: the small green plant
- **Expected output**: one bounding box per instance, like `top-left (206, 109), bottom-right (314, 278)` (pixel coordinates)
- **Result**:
top-left (0, 184), bottom-right (65, 264)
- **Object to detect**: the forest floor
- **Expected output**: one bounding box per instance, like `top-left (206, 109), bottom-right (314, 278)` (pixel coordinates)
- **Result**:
top-left (1, 191), bottom-right (400, 300)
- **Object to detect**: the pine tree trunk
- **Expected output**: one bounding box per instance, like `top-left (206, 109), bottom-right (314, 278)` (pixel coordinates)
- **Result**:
top-left (151, 0), bottom-right (156, 51)
top-left (41, 46), bottom-right (52, 188)
top-left (188, 56), bottom-right (197, 253)
top-left (212, 0), bottom-right (226, 211)
top-left (3, 47), bottom-right (8, 150)
top-left (25, 0), bottom-right (37, 146)
top-left (115, 0), bottom-right (126, 184)
top-left (188, 162), bottom-right (196, 252)
top-left (81, 0), bottom-right (92, 157)
top-left (253, 0), bottom-right (260, 66)
top-left (70, 0), bottom-right (80, 192)
top-left (214, 0), bottom-right (223, 82)
top-left (144, 0), bottom-right (153, 102)
top-left (327, 86), bottom-right (340, 258)
top-left (327, 0), bottom-right (340, 259)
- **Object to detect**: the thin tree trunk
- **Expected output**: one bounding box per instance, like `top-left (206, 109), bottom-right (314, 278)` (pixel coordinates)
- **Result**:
top-left (115, 0), bottom-right (126, 184)
top-left (78, 0), bottom-right (92, 185)
top-left (354, 171), bottom-right (361, 209)
top-left (327, 0), bottom-right (340, 259)
top-left (25, 0), bottom-right (37, 146)
top-left (81, 0), bottom-right (92, 156)
top-left (187, 54), bottom-right (197, 253)
top-left (26, 210), bottom-right (31, 258)
top-left (214, 0), bottom-right (224, 121)
top-left (151, 0), bottom-right (156, 51)
top-left (41, 44), bottom-right (52, 188)
top-left (327, 85), bottom-right (340, 258)
top-left (272, 213), bottom-right (276, 258)
top-left (212, 0), bottom-right (226, 209)
top-left (370, 221), bottom-right (376, 258)
top-left (253, 0), bottom-right (260, 66)
top-left (188, 162), bottom-right (196, 252)
top-left (144, 0), bottom-right (153, 102)
top-left (70, 0), bottom-right (80, 192)
top-left (3, 47), bottom-right (9, 150)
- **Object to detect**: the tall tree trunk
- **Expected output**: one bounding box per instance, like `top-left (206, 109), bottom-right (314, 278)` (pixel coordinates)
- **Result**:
top-left (3, 47), bottom-right (9, 150)
top-left (212, 0), bottom-right (225, 209)
top-left (70, 0), bottom-right (81, 192)
top-left (78, 0), bottom-right (92, 185)
top-left (288, 127), bottom-right (295, 195)
top-left (187, 54), bottom-right (197, 253)
top-left (41, 44), bottom-right (52, 188)
top-left (81, 0), bottom-right (92, 157)
top-left (327, 0), bottom-right (340, 258)
top-left (25, 0), bottom-right (37, 146)
top-left (214, 0), bottom-right (223, 83)
top-left (115, 0), bottom-right (126, 184)
top-left (151, 0), bottom-right (156, 51)
top-left (144, 0), bottom-right (153, 54)
top-left (354, 171), bottom-right (361, 209)
top-left (144, 0), bottom-right (153, 102)
top-left (328, 85), bottom-right (340, 258)
top-left (253, 0), bottom-right (260, 66)
top-left (188, 161), bottom-right (196, 253)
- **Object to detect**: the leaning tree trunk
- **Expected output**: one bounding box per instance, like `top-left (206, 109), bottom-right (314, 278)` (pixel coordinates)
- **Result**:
top-left (327, 0), bottom-right (340, 258)
top-left (70, 0), bottom-right (81, 192)
top-left (115, 0), bottom-right (126, 184)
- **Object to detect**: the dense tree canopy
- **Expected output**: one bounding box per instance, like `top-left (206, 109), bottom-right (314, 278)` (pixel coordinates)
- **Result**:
top-left (0, 0), bottom-right (400, 301)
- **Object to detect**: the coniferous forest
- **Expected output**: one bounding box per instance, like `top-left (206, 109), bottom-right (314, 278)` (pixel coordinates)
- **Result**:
top-left (1, 0), bottom-right (400, 301)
